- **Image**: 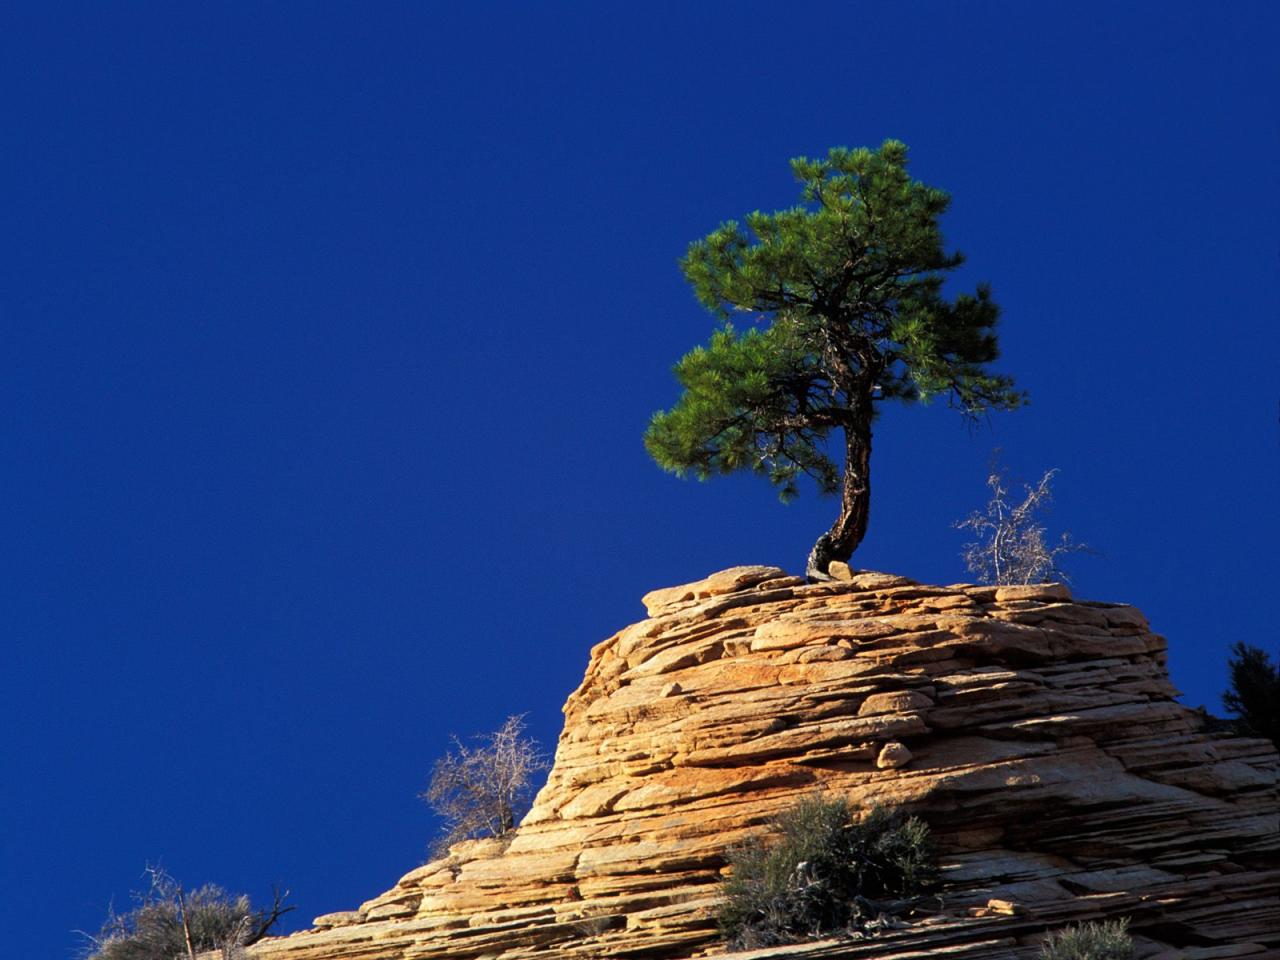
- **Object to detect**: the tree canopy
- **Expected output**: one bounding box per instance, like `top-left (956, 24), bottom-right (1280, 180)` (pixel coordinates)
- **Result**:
top-left (645, 140), bottom-right (1023, 576)
top-left (1222, 641), bottom-right (1280, 747)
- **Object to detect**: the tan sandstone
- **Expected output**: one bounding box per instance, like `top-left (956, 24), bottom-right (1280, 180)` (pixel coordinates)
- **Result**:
top-left (241, 567), bottom-right (1278, 960)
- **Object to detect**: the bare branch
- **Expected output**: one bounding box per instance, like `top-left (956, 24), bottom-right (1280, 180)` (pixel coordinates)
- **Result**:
top-left (420, 714), bottom-right (549, 860)
top-left (956, 456), bottom-right (1092, 585)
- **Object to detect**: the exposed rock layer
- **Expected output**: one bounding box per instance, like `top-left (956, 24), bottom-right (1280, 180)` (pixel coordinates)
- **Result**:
top-left (250, 567), bottom-right (1278, 959)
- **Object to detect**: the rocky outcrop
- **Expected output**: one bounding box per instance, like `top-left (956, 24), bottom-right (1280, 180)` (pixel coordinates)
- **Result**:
top-left (251, 567), bottom-right (1278, 959)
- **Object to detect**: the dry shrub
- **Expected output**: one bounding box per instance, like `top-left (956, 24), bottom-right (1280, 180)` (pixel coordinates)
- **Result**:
top-left (420, 714), bottom-right (548, 859)
top-left (956, 458), bottom-right (1089, 585)
top-left (83, 866), bottom-right (290, 960)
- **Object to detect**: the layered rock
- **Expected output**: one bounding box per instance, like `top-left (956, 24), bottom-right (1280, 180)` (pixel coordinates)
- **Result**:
top-left (251, 567), bottom-right (1278, 959)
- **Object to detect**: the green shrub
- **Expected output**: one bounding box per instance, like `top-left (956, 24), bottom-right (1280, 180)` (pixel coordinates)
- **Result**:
top-left (1040, 919), bottom-right (1134, 960)
top-left (718, 796), bottom-right (935, 951)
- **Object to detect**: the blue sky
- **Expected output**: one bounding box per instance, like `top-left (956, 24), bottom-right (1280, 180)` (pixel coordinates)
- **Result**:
top-left (1, 4), bottom-right (1276, 956)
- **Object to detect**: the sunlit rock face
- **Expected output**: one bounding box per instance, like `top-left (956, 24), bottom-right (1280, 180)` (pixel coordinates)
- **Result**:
top-left (249, 566), bottom-right (1278, 960)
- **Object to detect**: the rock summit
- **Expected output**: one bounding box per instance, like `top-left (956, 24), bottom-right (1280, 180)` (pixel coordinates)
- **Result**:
top-left (251, 566), bottom-right (1278, 959)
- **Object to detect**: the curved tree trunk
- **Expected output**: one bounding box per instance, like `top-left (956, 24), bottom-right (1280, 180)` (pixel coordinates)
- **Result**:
top-left (806, 406), bottom-right (873, 580)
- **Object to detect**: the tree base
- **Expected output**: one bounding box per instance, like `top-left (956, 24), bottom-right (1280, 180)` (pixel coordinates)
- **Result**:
top-left (806, 534), bottom-right (838, 582)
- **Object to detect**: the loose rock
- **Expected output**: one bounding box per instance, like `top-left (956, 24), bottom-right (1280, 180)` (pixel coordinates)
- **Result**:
top-left (876, 741), bottom-right (913, 769)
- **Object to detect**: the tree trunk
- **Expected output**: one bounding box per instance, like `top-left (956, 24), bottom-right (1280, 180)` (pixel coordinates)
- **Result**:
top-left (176, 886), bottom-right (197, 960)
top-left (806, 405), bottom-right (873, 580)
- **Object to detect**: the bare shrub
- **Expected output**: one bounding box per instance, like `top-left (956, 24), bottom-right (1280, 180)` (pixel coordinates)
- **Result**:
top-left (420, 714), bottom-right (548, 859)
top-left (1040, 918), bottom-right (1134, 960)
top-left (956, 458), bottom-right (1089, 585)
top-left (81, 865), bottom-right (291, 960)
top-left (718, 796), bottom-right (935, 951)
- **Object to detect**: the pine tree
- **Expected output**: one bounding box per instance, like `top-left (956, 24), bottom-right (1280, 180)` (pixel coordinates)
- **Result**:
top-left (1222, 642), bottom-right (1280, 747)
top-left (645, 140), bottom-right (1023, 577)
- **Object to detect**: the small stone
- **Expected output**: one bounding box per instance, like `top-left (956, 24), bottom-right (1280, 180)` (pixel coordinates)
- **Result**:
top-left (876, 741), bottom-right (913, 769)
top-left (659, 682), bottom-right (683, 697)
top-left (985, 898), bottom-right (1021, 915)
top-left (828, 561), bottom-right (855, 580)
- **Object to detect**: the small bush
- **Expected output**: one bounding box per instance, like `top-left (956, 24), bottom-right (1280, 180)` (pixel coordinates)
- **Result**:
top-left (83, 866), bottom-right (291, 960)
top-left (420, 714), bottom-right (549, 859)
top-left (1040, 918), bottom-right (1134, 960)
top-left (718, 796), bottom-right (935, 951)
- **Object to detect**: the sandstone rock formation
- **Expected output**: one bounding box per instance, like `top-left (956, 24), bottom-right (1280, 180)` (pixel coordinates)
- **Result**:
top-left (250, 566), bottom-right (1278, 959)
